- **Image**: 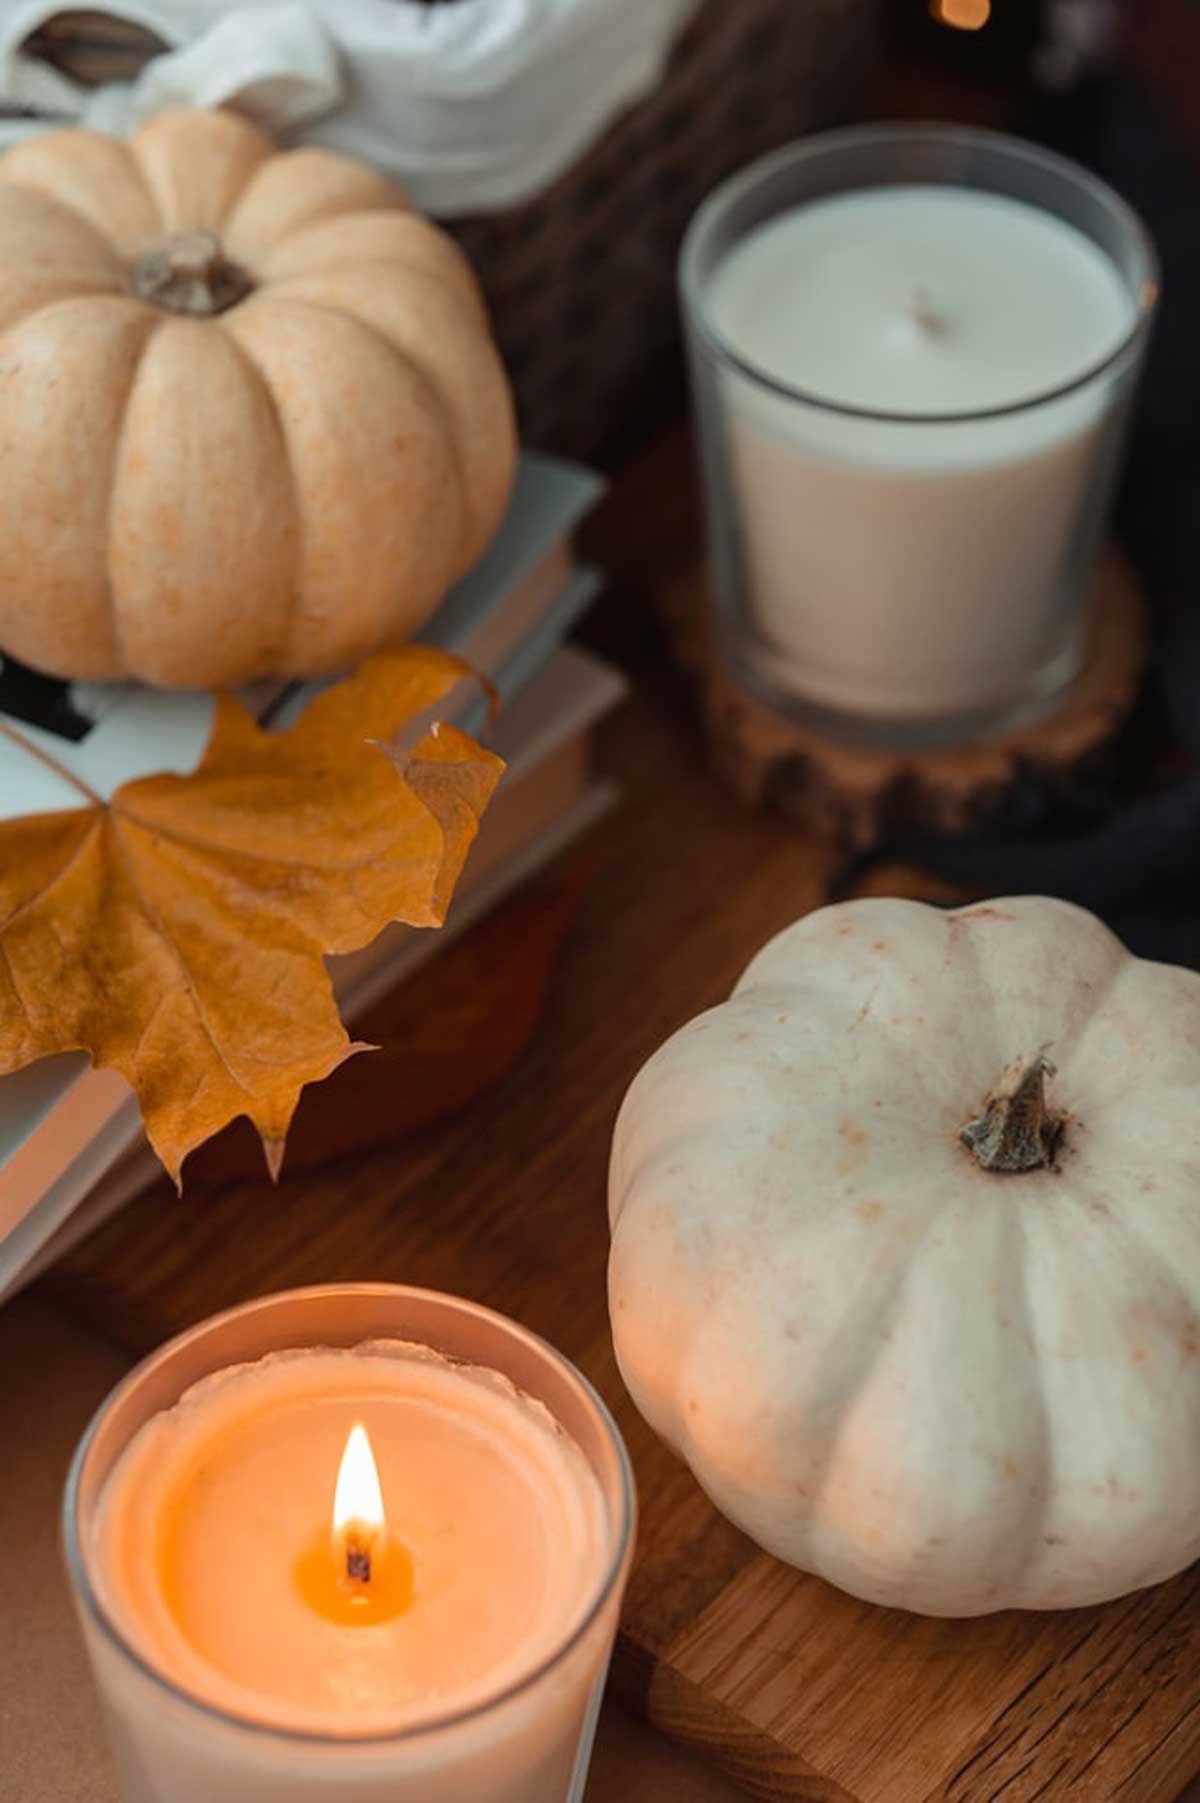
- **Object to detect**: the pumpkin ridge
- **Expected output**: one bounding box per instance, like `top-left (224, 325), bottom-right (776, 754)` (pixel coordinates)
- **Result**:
top-left (208, 146), bottom-right (275, 240)
top-left (235, 288), bottom-right (472, 623)
top-left (101, 312), bottom-right (167, 676)
top-left (223, 162), bottom-right (407, 266)
top-left (127, 109), bottom-right (273, 244)
top-left (0, 275), bottom-right (127, 343)
top-left (277, 279), bottom-right (485, 549)
top-left (264, 258), bottom-right (487, 327)
top-left (1093, 1173), bottom-right (1200, 1365)
top-left (222, 297), bottom-right (462, 674)
top-left (264, 209), bottom-right (470, 264)
top-left (262, 263), bottom-right (515, 560)
top-left (951, 1196), bottom-right (1054, 1608)
top-left (1, 131), bottom-right (168, 268)
top-left (0, 153), bottom-right (151, 267)
top-left (260, 211), bottom-right (489, 327)
top-left (762, 1176), bottom-right (936, 1537)
top-left (754, 964), bottom-right (972, 1102)
top-left (210, 328), bottom-right (302, 671)
top-left (1060, 936), bottom-right (1151, 1095)
top-left (951, 895), bottom-right (1133, 1062)
top-left (0, 290), bottom-right (153, 334)
top-left (928, 900), bottom-right (1015, 1104)
top-left (1005, 1204), bottom-right (1055, 1574)
top-left (266, 194), bottom-right (407, 248)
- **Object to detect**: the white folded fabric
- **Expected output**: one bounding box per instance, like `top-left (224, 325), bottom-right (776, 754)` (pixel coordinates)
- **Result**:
top-left (0, 0), bottom-right (701, 214)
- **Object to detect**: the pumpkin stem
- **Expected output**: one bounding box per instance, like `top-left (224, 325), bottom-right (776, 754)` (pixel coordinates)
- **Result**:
top-left (133, 231), bottom-right (252, 317)
top-left (960, 1051), bottom-right (1062, 1174)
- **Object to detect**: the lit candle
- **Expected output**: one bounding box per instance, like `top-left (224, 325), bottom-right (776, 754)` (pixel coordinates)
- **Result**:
top-left (65, 1287), bottom-right (634, 1803)
top-left (683, 128), bottom-right (1157, 738)
top-left (316, 1422), bottom-right (410, 1613)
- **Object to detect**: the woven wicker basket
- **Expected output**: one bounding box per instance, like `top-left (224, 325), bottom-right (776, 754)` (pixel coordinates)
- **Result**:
top-left (23, 2), bottom-right (881, 463)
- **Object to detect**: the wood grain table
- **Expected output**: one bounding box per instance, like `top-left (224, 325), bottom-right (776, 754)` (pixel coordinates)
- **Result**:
top-left (31, 435), bottom-right (1200, 1802)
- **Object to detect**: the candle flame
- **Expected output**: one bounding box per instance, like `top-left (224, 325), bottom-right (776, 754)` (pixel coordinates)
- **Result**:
top-left (334, 1423), bottom-right (384, 1533)
top-left (297, 1424), bottom-right (411, 1619)
top-left (332, 1424), bottom-right (384, 1586)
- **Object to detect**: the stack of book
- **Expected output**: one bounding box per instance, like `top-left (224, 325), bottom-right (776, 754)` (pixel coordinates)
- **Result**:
top-left (0, 452), bottom-right (626, 1301)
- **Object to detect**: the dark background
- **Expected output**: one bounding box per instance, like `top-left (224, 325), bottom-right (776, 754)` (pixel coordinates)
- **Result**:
top-left (851, 0), bottom-right (1200, 957)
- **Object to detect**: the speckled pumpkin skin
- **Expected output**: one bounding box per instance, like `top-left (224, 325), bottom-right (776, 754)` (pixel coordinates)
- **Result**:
top-left (609, 896), bottom-right (1200, 1616)
top-left (0, 109), bottom-right (516, 687)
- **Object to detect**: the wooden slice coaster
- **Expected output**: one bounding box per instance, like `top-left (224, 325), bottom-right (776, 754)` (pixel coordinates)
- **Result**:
top-left (662, 554), bottom-right (1147, 853)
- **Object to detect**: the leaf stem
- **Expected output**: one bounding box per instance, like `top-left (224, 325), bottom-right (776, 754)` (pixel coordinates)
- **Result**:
top-left (0, 718), bottom-right (103, 808)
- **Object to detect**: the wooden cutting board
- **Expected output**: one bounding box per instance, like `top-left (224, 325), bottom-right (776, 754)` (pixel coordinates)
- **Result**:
top-left (618, 1527), bottom-right (1200, 1801)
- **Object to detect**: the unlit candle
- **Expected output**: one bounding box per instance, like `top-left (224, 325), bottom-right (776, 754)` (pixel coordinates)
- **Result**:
top-left (705, 184), bottom-right (1138, 723)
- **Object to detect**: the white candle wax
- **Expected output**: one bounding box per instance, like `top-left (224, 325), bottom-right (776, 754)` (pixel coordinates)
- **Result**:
top-left (706, 185), bottom-right (1137, 723)
top-left (96, 1347), bottom-right (605, 1737)
top-left (70, 1318), bottom-right (631, 1803)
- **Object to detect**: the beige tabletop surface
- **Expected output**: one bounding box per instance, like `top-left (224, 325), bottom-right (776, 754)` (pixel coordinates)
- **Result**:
top-left (0, 1293), bottom-right (742, 1803)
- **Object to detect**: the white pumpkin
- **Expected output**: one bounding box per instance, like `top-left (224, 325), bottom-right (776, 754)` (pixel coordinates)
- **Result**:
top-left (608, 896), bottom-right (1200, 1617)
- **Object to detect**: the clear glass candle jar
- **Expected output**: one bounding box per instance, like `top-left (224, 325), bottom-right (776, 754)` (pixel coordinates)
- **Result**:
top-left (63, 1284), bottom-right (635, 1803)
top-left (680, 124), bottom-right (1158, 747)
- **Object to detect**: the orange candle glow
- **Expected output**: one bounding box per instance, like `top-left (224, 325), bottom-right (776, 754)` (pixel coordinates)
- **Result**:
top-left (99, 1343), bottom-right (609, 1738)
top-left (67, 1286), bottom-right (635, 1803)
top-left (294, 1422), bottom-right (415, 1625)
top-left (333, 1423), bottom-right (386, 1585)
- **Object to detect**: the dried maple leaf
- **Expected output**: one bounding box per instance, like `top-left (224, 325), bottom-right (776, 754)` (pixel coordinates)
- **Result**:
top-left (182, 866), bottom-right (590, 1184)
top-left (0, 651), bottom-right (503, 1184)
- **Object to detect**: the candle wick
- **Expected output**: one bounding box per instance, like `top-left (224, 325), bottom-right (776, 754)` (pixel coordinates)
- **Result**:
top-left (345, 1533), bottom-right (372, 1586)
top-left (910, 287), bottom-right (948, 338)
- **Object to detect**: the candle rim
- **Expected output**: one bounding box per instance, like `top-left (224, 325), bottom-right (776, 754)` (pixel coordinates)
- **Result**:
top-left (63, 1283), bottom-right (637, 1747)
top-left (681, 122), bottom-right (1160, 426)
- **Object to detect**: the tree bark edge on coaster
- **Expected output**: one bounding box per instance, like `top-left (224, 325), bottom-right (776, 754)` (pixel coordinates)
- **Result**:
top-left (662, 554), bottom-right (1147, 854)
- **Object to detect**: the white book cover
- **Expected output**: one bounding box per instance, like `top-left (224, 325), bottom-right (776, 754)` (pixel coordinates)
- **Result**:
top-left (0, 452), bottom-right (603, 1226)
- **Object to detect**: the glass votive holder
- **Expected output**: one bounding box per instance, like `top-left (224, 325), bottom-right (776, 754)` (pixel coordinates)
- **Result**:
top-left (680, 123), bottom-right (1159, 748)
top-left (63, 1284), bottom-right (635, 1803)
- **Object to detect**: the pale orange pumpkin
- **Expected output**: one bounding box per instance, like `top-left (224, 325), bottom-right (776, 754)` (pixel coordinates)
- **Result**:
top-left (0, 109), bottom-right (517, 687)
